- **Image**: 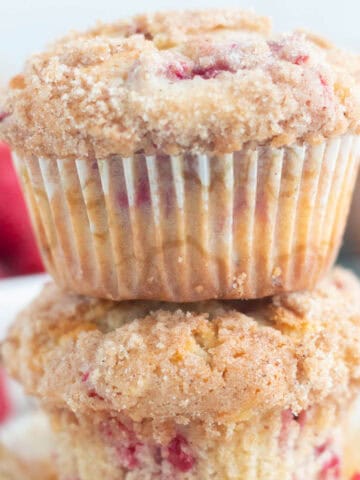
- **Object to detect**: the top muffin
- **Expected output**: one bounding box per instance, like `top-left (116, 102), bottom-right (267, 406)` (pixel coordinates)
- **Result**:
top-left (1, 9), bottom-right (360, 159)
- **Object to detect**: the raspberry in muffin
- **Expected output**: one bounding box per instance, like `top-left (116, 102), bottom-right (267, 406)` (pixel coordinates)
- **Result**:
top-left (3, 267), bottom-right (360, 479)
top-left (1, 10), bottom-right (360, 301)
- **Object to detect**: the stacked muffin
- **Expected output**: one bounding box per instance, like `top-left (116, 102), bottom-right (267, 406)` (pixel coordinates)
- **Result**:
top-left (1, 9), bottom-right (360, 480)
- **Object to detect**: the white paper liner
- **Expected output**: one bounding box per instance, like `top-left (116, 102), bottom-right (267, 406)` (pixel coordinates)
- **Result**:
top-left (15, 134), bottom-right (360, 301)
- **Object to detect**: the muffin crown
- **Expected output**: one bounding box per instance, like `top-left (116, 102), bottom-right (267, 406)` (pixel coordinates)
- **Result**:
top-left (3, 268), bottom-right (360, 427)
top-left (1, 9), bottom-right (360, 159)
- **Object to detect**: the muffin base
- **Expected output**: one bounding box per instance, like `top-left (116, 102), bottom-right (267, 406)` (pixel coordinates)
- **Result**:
top-left (50, 401), bottom-right (349, 480)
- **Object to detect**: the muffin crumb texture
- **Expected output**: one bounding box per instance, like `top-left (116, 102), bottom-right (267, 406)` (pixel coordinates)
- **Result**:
top-left (3, 267), bottom-right (360, 429)
top-left (1, 9), bottom-right (360, 159)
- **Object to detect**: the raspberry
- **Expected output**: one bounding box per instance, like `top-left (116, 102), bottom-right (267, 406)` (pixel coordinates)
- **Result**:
top-left (351, 474), bottom-right (360, 480)
top-left (165, 58), bottom-right (235, 81)
top-left (319, 74), bottom-right (328, 87)
top-left (166, 62), bottom-right (192, 80)
top-left (100, 419), bottom-right (133, 441)
top-left (279, 409), bottom-right (293, 448)
top-left (0, 112), bottom-right (9, 122)
top-left (192, 61), bottom-right (234, 79)
top-left (315, 439), bottom-right (332, 457)
top-left (294, 55), bottom-right (309, 65)
top-left (167, 435), bottom-right (195, 473)
top-left (88, 389), bottom-right (104, 400)
top-left (294, 410), bottom-right (307, 428)
top-left (268, 41), bottom-right (282, 54)
top-left (319, 454), bottom-right (340, 480)
top-left (116, 442), bottom-right (143, 470)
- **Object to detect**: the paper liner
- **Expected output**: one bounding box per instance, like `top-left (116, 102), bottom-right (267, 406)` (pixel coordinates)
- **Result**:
top-left (15, 134), bottom-right (360, 301)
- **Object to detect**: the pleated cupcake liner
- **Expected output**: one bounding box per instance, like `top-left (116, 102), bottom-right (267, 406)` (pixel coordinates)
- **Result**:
top-left (15, 134), bottom-right (360, 301)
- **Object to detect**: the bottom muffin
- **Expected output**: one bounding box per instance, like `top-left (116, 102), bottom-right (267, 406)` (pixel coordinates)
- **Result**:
top-left (50, 404), bottom-right (349, 480)
top-left (0, 443), bottom-right (56, 480)
top-left (3, 268), bottom-right (360, 480)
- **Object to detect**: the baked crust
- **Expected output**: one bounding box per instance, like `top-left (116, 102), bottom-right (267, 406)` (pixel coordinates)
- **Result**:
top-left (1, 10), bottom-right (360, 159)
top-left (3, 267), bottom-right (360, 428)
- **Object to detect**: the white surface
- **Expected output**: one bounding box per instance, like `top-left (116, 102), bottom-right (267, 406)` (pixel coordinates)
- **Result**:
top-left (0, 411), bottom-right (54, 461)
top-left (0, 274), bottom-right (49, 340)
top-left (0, 274), bottom-right (50, 451)
top-left (0, 0), bottom-right (360, 78)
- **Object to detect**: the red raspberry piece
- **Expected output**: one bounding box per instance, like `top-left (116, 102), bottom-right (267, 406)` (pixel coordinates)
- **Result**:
top-left (294, 409), bottom-right (307, 428)
top-left (88, 389), bottom-right (104, 400)
top-left (81, 371), bottom-right (104, 400)
top-left (165, 57), bottom-right (235, 81)
top-left (268, 41), bottom-right (283, 54)
top-left (319, 74), bottom-right (328, 87)
top-left (100, 419), bottom-right (135, 443)
top-left (294, 55), bottom-right (309, 65)
top-left (351, 474), bottom-right (360, 480)
top-left (193, 60), bottom-right (234, 79)
top-left (116, 442), bottom-right (143, 470)
top-left (167, 435), bottom-right (195, 473)
top-left (166, 62), bottom-right (192, 81)
top-left (319, 454), bottom-right (340, 480)
top-left (0, 112), bottom-right (9, 122)
top-left (315, 438), bottom-right (332, 457)
top-left (279, 409), bottom-right (293, 448)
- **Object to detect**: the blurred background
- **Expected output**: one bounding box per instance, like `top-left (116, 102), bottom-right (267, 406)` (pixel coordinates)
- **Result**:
top-left (1, 0), bottom-right (360, 280)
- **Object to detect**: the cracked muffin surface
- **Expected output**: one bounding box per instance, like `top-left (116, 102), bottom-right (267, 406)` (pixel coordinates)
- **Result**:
top-left (1, 9), bottom-right (360, 159)
top-left (3, 267), bottom-right (360, 427)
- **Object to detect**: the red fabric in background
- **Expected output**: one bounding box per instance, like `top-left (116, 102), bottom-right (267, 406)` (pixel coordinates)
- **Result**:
top-left (0, 368), bottom-right (11, 423)
top-left (0, 142), bottom-right (43, 277)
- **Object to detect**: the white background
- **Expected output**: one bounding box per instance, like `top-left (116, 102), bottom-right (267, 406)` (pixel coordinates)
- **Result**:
top-left (0, 0), bottom-right (360, 78)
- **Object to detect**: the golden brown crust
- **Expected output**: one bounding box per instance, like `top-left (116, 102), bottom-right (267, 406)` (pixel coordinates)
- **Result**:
top-left (3, 267), bottom-right (360, 428)
top-left (1, 10), bottom-right (360, 159)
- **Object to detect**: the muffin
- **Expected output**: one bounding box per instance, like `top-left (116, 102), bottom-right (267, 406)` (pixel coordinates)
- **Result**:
top-left (344, 399), bottom-right (360, 479)
top-left (3, 267), bottom-right (360, 480)
top-left (0, 444), bottom-right (55, 480)
top-left (1, 10), bottom-right (360, 301)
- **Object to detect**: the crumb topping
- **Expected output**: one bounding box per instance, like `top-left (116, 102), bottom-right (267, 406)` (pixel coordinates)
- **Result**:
top-left (3, 268), bottom-right (360, 427)
top-left (1, 10), bottom-right (360, 159)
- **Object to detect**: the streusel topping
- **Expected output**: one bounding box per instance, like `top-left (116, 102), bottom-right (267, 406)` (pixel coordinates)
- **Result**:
top-left (1, 10), bottom-right (360, 159)
top-left (3, 268), bottom-right (360, 427)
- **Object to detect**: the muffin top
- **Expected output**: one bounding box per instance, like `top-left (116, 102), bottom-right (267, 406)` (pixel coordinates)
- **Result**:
top-left (3, 267), bottom-right (360, 429)
top-left (1, 9), bottom-right (360, 159)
